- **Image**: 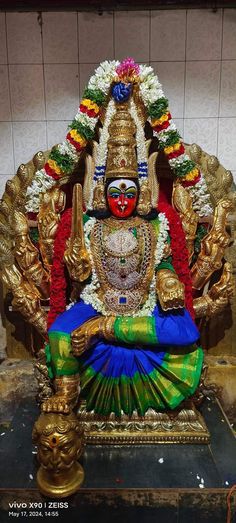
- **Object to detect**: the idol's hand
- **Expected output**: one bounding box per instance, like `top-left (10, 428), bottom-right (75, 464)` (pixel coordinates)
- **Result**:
top-left (64, 239), bottom-right (91, 282)
top-left (38, 189), bottom-right (65, 268)
top-left (64, 183), bottom-right (92, 282)
top-left (156, 269), bottom-right (185, 311)
top-left (71, 317), bottom-right (102, 356)
top-left (71, 316), bottom-right (116, 356)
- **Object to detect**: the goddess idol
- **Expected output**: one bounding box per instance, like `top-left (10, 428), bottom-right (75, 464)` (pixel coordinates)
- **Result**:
top-left (0, 58), bottom-right (234, 495)
top-left (42, 99), bottom-right (203, 417)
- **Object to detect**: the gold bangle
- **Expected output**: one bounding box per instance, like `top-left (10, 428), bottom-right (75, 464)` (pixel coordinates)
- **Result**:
top-left (103, 316), bottom-right (116, 342)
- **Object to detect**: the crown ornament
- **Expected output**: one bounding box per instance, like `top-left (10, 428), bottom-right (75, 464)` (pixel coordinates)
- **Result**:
top-left (105, 103), bottom-right (138, 180)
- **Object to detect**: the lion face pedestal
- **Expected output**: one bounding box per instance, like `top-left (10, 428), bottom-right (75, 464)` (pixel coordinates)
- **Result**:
top-left (32, 412), bottom-right (84, 498)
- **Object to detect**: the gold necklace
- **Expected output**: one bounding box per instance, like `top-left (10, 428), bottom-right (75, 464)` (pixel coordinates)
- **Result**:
top-left (102, 215), bottom-right (143, 230)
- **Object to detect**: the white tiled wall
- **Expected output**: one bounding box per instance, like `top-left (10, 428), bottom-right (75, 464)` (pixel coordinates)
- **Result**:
top-left (0, 8), bottom-right (236, 192)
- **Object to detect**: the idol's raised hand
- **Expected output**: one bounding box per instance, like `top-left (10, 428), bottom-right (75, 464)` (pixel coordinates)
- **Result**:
top-left (156, 269), bottom-right (185, 311)
top-left (64, 184), bottom-right (91, 282)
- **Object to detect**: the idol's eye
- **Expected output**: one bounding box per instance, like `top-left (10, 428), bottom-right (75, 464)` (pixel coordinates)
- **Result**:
top-left (126, 193), bottom-right (135, 199)
top-left (125, 188), bottom-right (137, 199)
top-left (108, 188), bottom-right (121, 198)
top-left (109, 192), bottom-right (120, 199)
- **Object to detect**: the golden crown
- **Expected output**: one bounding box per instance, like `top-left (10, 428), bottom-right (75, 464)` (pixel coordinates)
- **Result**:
top-left (105, 103), bottom-right (138, 180)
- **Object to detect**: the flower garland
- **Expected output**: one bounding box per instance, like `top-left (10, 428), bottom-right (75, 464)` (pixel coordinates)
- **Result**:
top-left (26, 61), bottom-right (119, 213)
top-left (26, 57), bottom-right (212, 219)
top-left (88, 99), bottom-right (116, 209)
top-left (137, 63), bottom-right (213, 216)
top-left (47, 208), bottom-right (72, 329)
top-left (80, 214), bottom-right (169, 317)
top-left (154, 212), bottom-right (169, 266)
top-left (158, 196), bottom-right (195, 319)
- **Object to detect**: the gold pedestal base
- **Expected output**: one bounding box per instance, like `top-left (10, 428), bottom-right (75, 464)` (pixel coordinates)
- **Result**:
top-left (37, 463), bottom-right (84, 498)
top-left (78, 402), bottom-right (210, 444)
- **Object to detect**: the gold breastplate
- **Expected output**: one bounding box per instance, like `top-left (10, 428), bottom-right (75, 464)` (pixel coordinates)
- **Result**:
top-left (90, 216), bottom-right (156, 315)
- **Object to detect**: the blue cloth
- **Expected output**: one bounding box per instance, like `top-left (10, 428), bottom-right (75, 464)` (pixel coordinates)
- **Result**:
top-left (48, 301), bottom-right (97, 334)
top-left (48, 300), bottom-right (200, 380)
top-left (80, 342), bottom-right (166, 379)
top-left (154, 304), bottom-right (200, 346)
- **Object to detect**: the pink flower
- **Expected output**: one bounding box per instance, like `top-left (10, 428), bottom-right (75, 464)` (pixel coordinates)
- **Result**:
top-left (116, 58), bottom-right (140, 82)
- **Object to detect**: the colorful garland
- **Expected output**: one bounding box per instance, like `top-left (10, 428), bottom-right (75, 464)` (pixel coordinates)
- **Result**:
top-left (25, 58), bottom-right (212, 218)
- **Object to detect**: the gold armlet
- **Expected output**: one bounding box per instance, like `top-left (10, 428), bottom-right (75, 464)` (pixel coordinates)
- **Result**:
top-left (172, 183), bottom-right (198, 260)
top-left (38, 239), bottom-right (55, 270)
top-left (193, 295), bottom-right (212, 318)
top-left (156, 269), bottom-right (179, 284)
top-left (100, 316), bottom-right (116, 342)
top-left (55, 374), bottom-right (80, 408)
top-left (12, 211), bottom-right (50, 299)
top-left (191, 256), bottom-right (217, 291)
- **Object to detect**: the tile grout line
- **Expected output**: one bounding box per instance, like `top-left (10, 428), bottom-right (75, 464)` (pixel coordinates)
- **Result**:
top-left (216, 8), bottom-right (224, 159)
top-left (1, 116), bottom-right (236, 124)
top-left (183, 8), bottom-right (188, 140)
top-left (77, 12), bottom-right (81, 99)
top-left (148, 10), bottom-right (151, 65)
top-left (5, 11), bottom-right (15, 177)
top-left (1, 58), bottom-right (236, 66)
top-left (113, 10), bottom-right (116, 60)
top-left (41, 12), bottom-right (48, 150)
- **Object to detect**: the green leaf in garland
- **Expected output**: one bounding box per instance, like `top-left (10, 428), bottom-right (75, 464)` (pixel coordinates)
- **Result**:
top-left (50, 149), bottom-right (75, 174)
top-left (69, 119), bottom-right (95, 141)
top-left (29, 227), bottom-right (39, 244)
top-left (192, 224), bottom-right (208, 263)
top-left (148, 97), bottom-right (169, 119)
top-left (83, 88), bottom-right (106, 106)
top-left (174, 159), bottom-right (196, 177)
top-left (158, 130), bottom-right (181, 149)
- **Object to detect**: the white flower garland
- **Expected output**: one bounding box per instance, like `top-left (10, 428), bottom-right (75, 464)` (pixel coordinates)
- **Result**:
top-left (25, 169), bottom-right (55, 213)
top-left (57, 141), bottom-right (77, 161)
top-left (25, 59), bottom-right (213, 219)
top-left (87, 99), bottom-right (116, 210)
top-left (188, 174), bottom-right (213, 217)
top-left (139, 65), bottom-right (164, 105)
top-left (74, 112), bottom-right (98, 130)
top-left (88, 61), bottom-right (119, 94)
top-left (80, 214), bottom-right (169, 317)
top-left (95, 99), bottom-right (116, 168)
top-left (154, 213), bottom-right (169, 266)
top-left (25, 62), bottom-right (118, 214)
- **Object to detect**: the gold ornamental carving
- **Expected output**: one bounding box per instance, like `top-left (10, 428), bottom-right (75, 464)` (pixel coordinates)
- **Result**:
top-left (191, 198), bottom-right (234, 290)
top-left (38, 187), bottom-right (65, 270)
top-left (32, 412), bottom-right (84, 498)
top-left (64, 184), bottom-right (91, 283)
top-left (77, 402), bottom-right (210, 444)
top-left (106, 103), bottom-right (138, 179)
top-left (172, 183), bottom-right (198, 261)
